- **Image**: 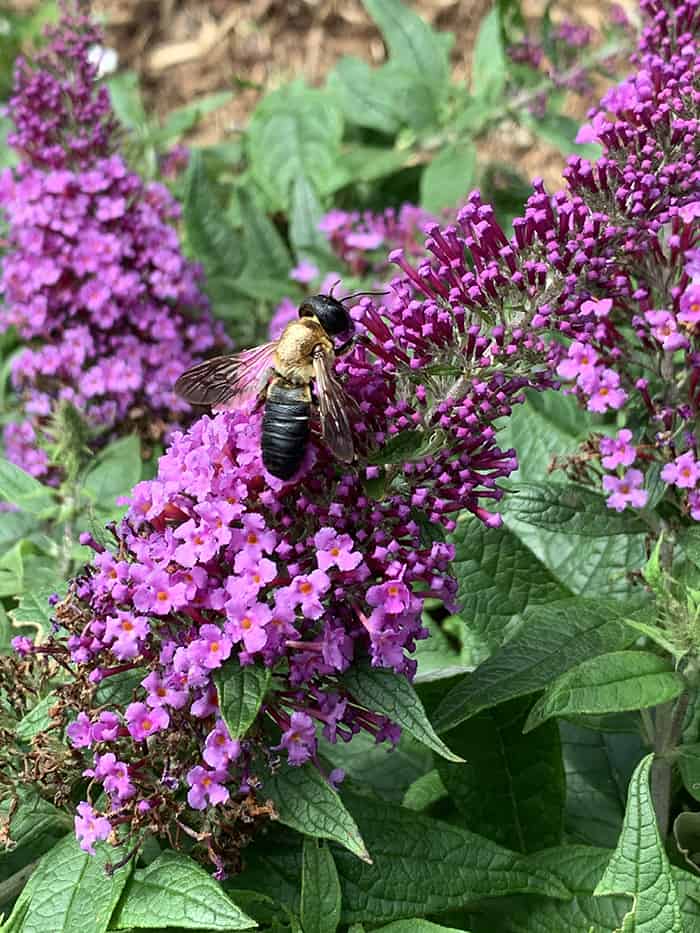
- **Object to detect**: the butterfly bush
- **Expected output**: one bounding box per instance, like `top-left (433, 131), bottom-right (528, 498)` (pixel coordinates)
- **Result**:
top-left (13, 185), bottom-right (574, 867)
top-left (0, 9), bottom-right (227, 478)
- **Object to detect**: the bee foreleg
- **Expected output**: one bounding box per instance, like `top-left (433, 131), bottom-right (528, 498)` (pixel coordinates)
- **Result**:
top-left (335, 336), bottom-right (355, 356)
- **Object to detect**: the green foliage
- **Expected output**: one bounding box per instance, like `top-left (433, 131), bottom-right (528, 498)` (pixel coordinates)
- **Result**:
top-left (300, 840), bottom-right (341, 933)
top-left (262, 763), bottom-right (371, 862)
top-left (111, 851), bottom-right (256, 930)
top-left (594, 755), bottom-right (685, 931)
top-left (214, 657), bottom-right (271, 739)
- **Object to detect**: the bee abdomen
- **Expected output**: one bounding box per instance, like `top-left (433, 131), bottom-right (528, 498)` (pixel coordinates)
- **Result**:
top-left (262, 383), bottom-right (311, 479)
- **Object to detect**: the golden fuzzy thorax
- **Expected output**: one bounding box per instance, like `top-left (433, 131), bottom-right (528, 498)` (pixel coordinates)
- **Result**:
top-left (273, 318), bottom-right (334, 385)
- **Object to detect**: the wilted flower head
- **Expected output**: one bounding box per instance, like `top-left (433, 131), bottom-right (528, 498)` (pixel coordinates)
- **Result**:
top-left (0, 6), bottom-right (227, 476)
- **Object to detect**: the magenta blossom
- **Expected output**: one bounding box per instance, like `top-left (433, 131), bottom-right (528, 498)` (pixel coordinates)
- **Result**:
top-left (125, 702), bottom-right (169, 741)
top-left (186, 766), bottom-right (230, 810)
top-left (661, 452), bottom-right (700, 490)
top-left (276, 712), bottom-right (316, 766)
top-left (74, 802), bottom-right (112, 855)
top-left (600, 429), bottom-right (637, 470)
top-left (603, 469), bottom-right (649, 512)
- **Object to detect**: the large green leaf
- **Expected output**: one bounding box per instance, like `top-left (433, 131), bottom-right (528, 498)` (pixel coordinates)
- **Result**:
top-left (0, 791), bottom-right (71, 884)
top-left (263, 763), bottom-right (370, 862)
top-left (372, 923), bottom-right (468, 933)
top-left (504, 482), bottom-right (647, 536)
top-left (561, 721), bottom-right (644, 848)
top-left (437, 697), bottom-right (565, 852)
top-left (594, 755), bottom-right (684, 932)
top-left (246, 83), bottom-right (343, 208)
top-left (431, 599), bottom-right (640, 733)
top-left (362, 0), bottom-right (451, 104)
top-left (184, 151), bottom-right (245, 283)
top-left (2, 835), bottom-right (131, 933)
top-left (320, 731), bottom-right (432, 804)
top-left (525, 651), bottom-right (684, 731)
top-left (213, 658), bottom-right (270, 740)
top-left (289, 175), bottom-right (329, 258)
top-left (0, 458), bottom-right (54, 514)
top-left (340, 665), bottom-right (463, 762)
top-left (237, 186), bottom-right (293, 281)
top-left (300, 839), bottom-right (341, 933)
top-left (327, 58), bottom-right (407, 134)
top-left (448, 512), bottom-right (571, 649)
top-left (83, 435), bottom-right (142, 508)
top-left (111, 850), bottom-right (256, 930)
top-left (10, 586), bottom-right (64, 629)
top-left (478, 845), bottom-right (630, 932)
top-left (471, 8), bottom-right (507, 105)
top-left (334, 793), bottom-right (569, 923)
top-left (420, 142), bottom-right (477, 212)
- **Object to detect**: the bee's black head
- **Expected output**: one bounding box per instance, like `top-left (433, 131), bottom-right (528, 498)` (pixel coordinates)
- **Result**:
top-left (299, 294), bottom-right (353, 336)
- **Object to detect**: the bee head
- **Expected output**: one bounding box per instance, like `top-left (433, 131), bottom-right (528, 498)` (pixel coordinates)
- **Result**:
top-left (299, 294), bottom-right (353, 336)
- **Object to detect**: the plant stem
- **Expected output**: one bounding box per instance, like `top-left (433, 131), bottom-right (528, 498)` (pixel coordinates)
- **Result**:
top-left (650, 691), bottom-right (690, 838)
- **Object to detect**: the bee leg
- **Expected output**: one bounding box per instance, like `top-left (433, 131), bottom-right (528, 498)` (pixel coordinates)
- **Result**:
top-left (335, 336), bottom-right (355, 356)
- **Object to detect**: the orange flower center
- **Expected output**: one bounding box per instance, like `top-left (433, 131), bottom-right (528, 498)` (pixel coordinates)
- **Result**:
top-left (300, 582), bottom-right (313, 595)
top-left (156, 591), bottom-right (168, 602)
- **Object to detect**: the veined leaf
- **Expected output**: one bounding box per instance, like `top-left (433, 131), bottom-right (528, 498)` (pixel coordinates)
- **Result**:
top-left (335, 793), bottom-right (569, 923)
top-left (420, 142), bottom-right (477, 212)
top-left (504, 481), bottom-right (647, 536)
top-left (594, 755), bottom-right (684, 932)
top-left (263, 763), bottom-right (371, 863)
top-left (341, 664), bottom-right (463, 762)
top-left (213, 657), bottom-right (270, 739)
top-left (301, 839), bottom-right (341, 933)
top-left (83, 435), bottom-right (141, 508)
top-left (432, 598), bottom-right (640, 733)
top-left (0, 458), bottom-right (54, 514)
top-left (437, 697), bottom-right (565, 852)
top-left (525, 651), bottom-right (684, 732)
top-left (471, 8), bottom-right (507, 104)
top-left (111, 850), bottom-right (256, 930)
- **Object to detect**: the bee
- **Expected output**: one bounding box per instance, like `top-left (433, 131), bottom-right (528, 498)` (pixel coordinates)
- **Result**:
top-left (175, 293), bottom-right (375, 480)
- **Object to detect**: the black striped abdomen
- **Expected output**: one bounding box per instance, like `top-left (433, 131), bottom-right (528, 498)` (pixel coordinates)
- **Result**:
top-left (262, 382), bottom-right (311, 479)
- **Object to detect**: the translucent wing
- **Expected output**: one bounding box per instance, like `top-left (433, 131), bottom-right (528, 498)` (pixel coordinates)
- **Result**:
top-left (175, 341), bottom-right (278, 410)
top-left (312, 347), bottom-right (354, 462)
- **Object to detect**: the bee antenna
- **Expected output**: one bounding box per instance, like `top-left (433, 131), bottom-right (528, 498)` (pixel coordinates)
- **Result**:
top-left (340, 289), bottom-right (390, 302)
top-left (328, 279), bottom-right (342, 298)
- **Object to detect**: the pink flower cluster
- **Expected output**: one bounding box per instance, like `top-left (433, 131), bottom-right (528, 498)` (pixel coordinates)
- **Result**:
top-left (0, 9), bottom-right (227, 477)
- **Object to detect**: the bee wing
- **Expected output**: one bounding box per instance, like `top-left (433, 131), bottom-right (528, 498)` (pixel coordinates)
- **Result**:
top-left (175, 341), bottom-right (278, 410)
top-left (312, 347), bottom-right (355, 463)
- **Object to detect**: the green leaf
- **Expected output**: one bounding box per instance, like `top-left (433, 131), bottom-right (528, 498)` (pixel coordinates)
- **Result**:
top-left (420, 142), bottom-right (477, 212)
top-left (431, 598), bottom-right (639, 733)
top-left (372, 923), bottom-right (468, 933)
top-left (10, 586), bottom-right (63, 629)
top-left (289, 175), bottom-right (329, 258)
top-left (83, 435), bottom-right (142, 508)
top-left (523, 111), bottom-right (601, 160)
top-left (184, 151), bottom-right (245, 283)
top-left (401, 770), bottom-right (448, 812)
top-left (320, 731), bottom-right (432, 804)
top-left (246, 83), bottom-right (343, 208)
top-left (213, 657), bottom-right (270, 739)
top-left (677, 744), bottom-right (700, 803)
top-left (504, 481), bottom-right (647, 536)
top-left (368, 428), bottom-right (446, 467)
top-left (471, 8), bottom-right (507, 104)
top-left (111, 850), bottom-right (256, 930)
top-left (0, 458), bottom-right (54, 514)
top-left (237, 187), bottom-right (293, 281)
top-left (340, 665), bottom-right (463, 762)
top-left (0, 541), bottom-right (24, 598)
top-left (594, 754), bottom-right (684, 932)
top-left (15, 692), bottom-right (58, 741)
top-left (335, 793), bottom-right (569, 923)
top-left (437, 697), bottom-right (564, 852)
top-left (362, 0), bottom-right (450, 103)
top-left (334, 145), bottom-right (410, 185)
top-left (263, 763), bottom-right (370, 862)
top-left (484, 845), bottom-right (630, 932)
top-left (327, 58), bottom-right (406, 134)
top-left (0, 791), bottom-right (71, 884)
top-left (448, 512), bottom-right (571, 649)
top-left (8, 835), bottom-right (131, 933)
top-left (0, 510), bottom-right (37, 551)
top-left (498, 389), bottom-right (594, 483)
top-left (107, 71), bottom-right (148, 131)
top-left (561, 721), bottom-right (644, 848)
top-left (300, 839), bottom-right (341, 933)
top-left (524, 651), bottom-right (684, 732)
